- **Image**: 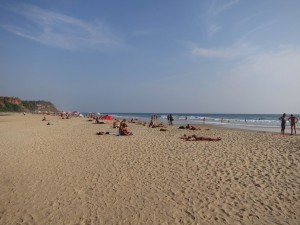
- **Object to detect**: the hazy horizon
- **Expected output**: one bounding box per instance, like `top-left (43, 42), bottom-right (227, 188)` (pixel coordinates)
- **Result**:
top-left (1, 0), bottom-right (300, 114)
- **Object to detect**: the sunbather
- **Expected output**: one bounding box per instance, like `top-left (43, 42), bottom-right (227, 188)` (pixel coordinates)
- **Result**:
top-left (119, 120), bottom-right (133, 136)
top-left (181, 134), bottom-right (221, 141)
top-left (186, 124), bottom-right (201, 130)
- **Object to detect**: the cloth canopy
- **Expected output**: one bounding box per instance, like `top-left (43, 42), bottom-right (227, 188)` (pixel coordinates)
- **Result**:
top-left (102, 115), bottom-right (113, 120)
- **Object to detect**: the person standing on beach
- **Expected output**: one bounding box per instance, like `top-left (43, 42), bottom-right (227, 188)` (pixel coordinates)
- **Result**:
top-left (169, 114), bottom-right (174, 125)
top-left (279, 113), bottom-right (287, 135)
top-left (288, 114), bottom-right (298, 135)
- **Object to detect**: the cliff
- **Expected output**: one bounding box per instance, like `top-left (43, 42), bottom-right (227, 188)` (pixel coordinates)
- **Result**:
top-left (0, 97), bottom-right (59, 113)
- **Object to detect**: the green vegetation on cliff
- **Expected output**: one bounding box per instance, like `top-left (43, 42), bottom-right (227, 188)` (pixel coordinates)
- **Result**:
top-left (22, 100), bottom-right (57, 112)
top-left (0, 98), bottom-right (22, 112)
top-left (0, 97), bottom-right (59, 112)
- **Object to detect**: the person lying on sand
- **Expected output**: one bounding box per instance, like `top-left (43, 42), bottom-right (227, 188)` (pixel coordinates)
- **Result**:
top-left (150, 122), bottom-right (165, 128)
top-left (128, 118), bottom-right (137, 123)
top-left (94, 117), bottom-right (105, 124)
top-left (178, 124), bottom-right (202, 130)
top-left (136, 121), bottom-right (147, 126)
top-left (96, 131), bottom-right (111, 135)
top-left (181, 134), bottom-right (221, 141)
top-left (186, 124), bottom-right (201, 130)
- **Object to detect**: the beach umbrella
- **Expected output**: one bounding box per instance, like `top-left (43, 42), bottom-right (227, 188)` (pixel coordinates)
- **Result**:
top-left (102, 115), bottom-right (113, 120)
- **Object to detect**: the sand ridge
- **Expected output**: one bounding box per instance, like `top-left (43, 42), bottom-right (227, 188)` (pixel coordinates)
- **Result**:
top-left (0, 114), bottom-right (299, 225)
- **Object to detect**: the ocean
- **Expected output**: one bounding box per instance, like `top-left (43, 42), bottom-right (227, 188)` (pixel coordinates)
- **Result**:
top-left (85, 113), bottom-right (299, 133)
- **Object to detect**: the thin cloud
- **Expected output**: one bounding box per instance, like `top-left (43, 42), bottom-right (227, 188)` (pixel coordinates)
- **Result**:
top-left (207, 23), bottom-right (221, 37)
top-left (218, 46), bottom-right (300, 113)
top-left (239, 20), bottom-right (276, 42)
top-left (207, 0), bottom-right (240, 18)
top-left (236, 12), bottom-right (262, 26)
top-left (0, 3), bottom-right (123, 50)
top-left (191, 43), bottom-right (257, 59)
top-left (204, 0), bottom-right (240, 37)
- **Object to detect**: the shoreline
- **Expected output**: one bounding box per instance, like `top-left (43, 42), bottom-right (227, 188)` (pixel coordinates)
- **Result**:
top-left (111, 114), bottom-right (300, 135)
top-left (1, 112), bottom-right (299, 134)
top-left (103, 112), bottom-right (300, 134)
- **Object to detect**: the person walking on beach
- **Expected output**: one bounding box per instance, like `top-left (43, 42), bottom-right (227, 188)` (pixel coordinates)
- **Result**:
top-left (279, 113), bottom-right (287, 135)
top-left (288, 114), bottom-right (298, 135)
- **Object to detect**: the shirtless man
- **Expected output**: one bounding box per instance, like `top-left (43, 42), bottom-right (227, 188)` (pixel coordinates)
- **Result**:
top-left (278, 113), bottom-right (287, 135)
top-left (288, 114), bottom-right (299, 135)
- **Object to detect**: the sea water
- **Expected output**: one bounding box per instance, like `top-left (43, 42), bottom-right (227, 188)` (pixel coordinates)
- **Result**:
top-left (85, 113), bottom-right (299, 133)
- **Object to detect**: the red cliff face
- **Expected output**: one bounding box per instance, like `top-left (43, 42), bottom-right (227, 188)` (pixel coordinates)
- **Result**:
top-left (0, 97), bottom-right (21, 105)
top-left (10, 97), bottom-right (21, 105)
top-left (0, 97), bottom-right (59, 112)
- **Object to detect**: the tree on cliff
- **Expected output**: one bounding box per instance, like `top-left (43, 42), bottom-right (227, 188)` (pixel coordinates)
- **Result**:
top-left (0, 97), bottom-right (58, 112)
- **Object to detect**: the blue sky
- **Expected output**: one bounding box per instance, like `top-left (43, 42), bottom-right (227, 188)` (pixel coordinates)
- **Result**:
top-left (1, 0), bottom-right (299, 113)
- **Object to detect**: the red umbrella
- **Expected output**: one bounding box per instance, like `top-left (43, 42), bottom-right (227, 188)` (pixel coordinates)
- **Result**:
top-left (102, 115), bottom-right (113, 120)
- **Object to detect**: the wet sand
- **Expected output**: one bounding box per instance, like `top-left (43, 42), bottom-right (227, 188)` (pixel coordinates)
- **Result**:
top-left (0, 114), bottom-right (299, 225)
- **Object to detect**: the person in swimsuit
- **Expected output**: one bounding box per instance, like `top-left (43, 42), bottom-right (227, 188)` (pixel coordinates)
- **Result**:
top-left (288, 114), bottom-right (299, 135)
top-left (185, 124), bottom-right (201, 130)
top-left (119, 120), bottom-right (133, 136)
top-left (279, 113), bottom-right (287, 135)
top-left (181, 134), bottom-right (221, 141)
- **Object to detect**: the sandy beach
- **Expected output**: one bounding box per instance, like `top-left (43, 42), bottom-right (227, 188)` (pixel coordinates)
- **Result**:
top-left (0, 114), bottom-right (299, 225)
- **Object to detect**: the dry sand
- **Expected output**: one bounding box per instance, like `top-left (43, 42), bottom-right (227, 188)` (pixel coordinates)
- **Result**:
top-left (0, 114), bottom-right (299, 225)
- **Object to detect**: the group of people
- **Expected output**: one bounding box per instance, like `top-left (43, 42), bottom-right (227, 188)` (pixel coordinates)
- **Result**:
top-left (96, 113), bottom-right (299, 138)
top-left (167, 114), bottom-right (174, 125)
top-left (279, 113), bottom-right (299, 135)
top-left (149, 114), bottom-right (166, 128)
top-left (97, 119), bottom-right (133, 136)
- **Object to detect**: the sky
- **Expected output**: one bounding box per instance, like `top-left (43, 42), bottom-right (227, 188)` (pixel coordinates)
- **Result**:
top-left (1, 0), bottom-right (300, 114)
